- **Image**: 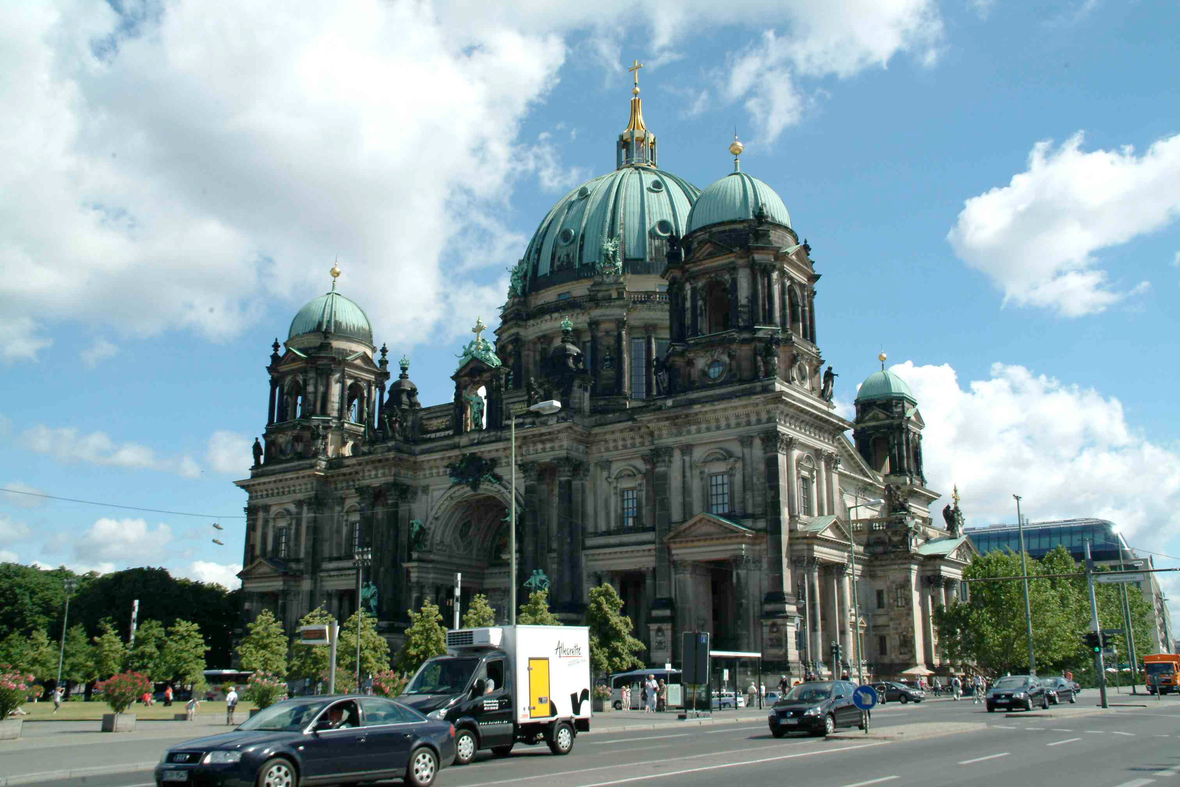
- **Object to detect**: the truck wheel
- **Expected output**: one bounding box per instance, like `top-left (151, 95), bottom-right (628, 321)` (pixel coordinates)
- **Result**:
top-left (454, 729), bottom-right (477, 766)
top-left (548, 722), bottom-right (574, 755)
top-left (492, 745), bottom-right (514, 757)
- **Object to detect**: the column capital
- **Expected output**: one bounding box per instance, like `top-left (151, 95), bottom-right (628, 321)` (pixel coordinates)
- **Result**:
top-left (822, 450), bottom-right (840, 470)
top-left (554, 457), bottom-right (585, 478)
top-left (643, 447), bottom-right (674, 468)
top-left (519, 461), bottom-right (541, 483)
top-left (739, 434), bottom-right (755, 448)
top-left (596, 459), bottom-right (613, 473)
top-left (676, 444), bottom-right (694, 459)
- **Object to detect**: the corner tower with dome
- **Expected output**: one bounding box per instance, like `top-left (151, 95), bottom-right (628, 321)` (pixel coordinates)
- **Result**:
top-left (234, 66), bottom-right (975, 684)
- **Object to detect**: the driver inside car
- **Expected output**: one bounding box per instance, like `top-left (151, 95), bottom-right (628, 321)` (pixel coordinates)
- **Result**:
top-left (327, 702), bottom-right (358, 729)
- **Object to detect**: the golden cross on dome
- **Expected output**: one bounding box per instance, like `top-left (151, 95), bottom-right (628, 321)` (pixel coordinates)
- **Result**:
top-left (952, 484), bottom-right (961, 507)
top-left (628, 59), bottom-right (643, 93)
top-left (472, 316), bottom-right (486, 342)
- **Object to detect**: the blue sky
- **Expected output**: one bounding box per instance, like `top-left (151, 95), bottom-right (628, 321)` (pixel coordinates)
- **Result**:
top-left (1, 0), bottom-right (1178, 605)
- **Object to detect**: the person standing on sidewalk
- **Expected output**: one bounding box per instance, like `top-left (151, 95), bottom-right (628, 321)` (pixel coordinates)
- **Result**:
top-left (622, 684), bottom-right (630, 710)
top-left (657, 679), bottom-right (668, 712)
top-left (225, 685), bottom-right (239, 725)
top-left (52, 686), bottom-right (63, 714)
top-left (186, 695), bottom-right (200, 721)
top-left (972, 675), bottom-right (982, 704)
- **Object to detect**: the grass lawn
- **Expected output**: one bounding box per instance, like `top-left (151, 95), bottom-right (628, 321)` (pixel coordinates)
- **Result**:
top-left (13, 699), bottom-right (258, 721)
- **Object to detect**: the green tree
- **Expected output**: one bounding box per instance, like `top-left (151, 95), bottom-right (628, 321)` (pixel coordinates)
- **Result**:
top-left (461, 594), bottom-right (496, 628)
top-left (126, 619), bottom-right (167, 681)
top-left (518, 590), bottom-right (561, 626)
top-left (23, 628), bottom-right (58, 686)
top-left (583, 584), bottom-right (645, 677)
top-left (338, 611), bottom-right (392, 681)
top-left (288, 606), bottom-right (336, 682)
top-left (162, 620), bottom-right (209, 686)
top-left (393, 601), bottom-right (447, 675)
top-left (92, 619), bottom-right (127, 680)
top-left (237, 609), bottom-right (289, 676)
top-left (62, 624), bottom-right (97, 687)
top-left (0, 563), bottom-right (91, 641)
top-left (0, 630), bottom-right (30, 669)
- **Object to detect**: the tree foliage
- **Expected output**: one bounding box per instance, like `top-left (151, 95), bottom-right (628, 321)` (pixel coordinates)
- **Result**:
top-left (583, 584), bottom-right (645, 677)
top-left (126, 619), bottom-right (167, 682)
top-left (23, 629), bottom-right (59, 686)
top-left (62, 624), bottom-right (97, 686)
top-left (337, 611), bottom-right (392, 681)
top-left (393, 601), bottom-right (447, 676)
top-left (92, 619), bottom-right (127, 680)
top-left (0, 562), bottom-right (94, 641)
top-left (518, 590), bottom-right (561, 626)
top-left (162, 620), bottom-right (209, 686)
top-left (461, 594), bottom-right (496, 628)
top-left (237, 609), bottom-right (288, 676)
top-left (288, 606), bottom-right (336, 682)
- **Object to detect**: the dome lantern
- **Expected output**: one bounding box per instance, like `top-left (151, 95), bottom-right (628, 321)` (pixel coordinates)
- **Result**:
top-left (287, 263), bottom-right (373, 346)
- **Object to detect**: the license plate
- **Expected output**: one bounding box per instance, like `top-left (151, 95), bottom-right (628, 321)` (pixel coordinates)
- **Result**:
top-left (162, 771), bottom-right (189, 782)
top-left (782, 718), bottom-right (798, 725)
top-left (994, 700), bottom-right (1008, 705)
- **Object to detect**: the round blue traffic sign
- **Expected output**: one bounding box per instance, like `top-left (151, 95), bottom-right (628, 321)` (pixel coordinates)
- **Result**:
top-left (852, 685), bottom-right (878, 711)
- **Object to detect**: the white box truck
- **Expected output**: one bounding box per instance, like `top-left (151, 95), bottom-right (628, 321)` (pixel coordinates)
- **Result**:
top-left (400, 625), bottom-right (591, 765)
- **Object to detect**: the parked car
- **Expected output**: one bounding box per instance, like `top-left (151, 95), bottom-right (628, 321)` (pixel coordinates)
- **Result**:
top-left (1043, 677), bottom-right (1077, 704)
top-left (986, 675), bottom-right (1050, 712)
top-left (154, 695), bottom-right (455, 787)
top-left (872, 681), bottom-right (925, 704)
top-left (767, 680), bottom-right (865, 738)
top-left (711, 690), bottom-right (746, 709)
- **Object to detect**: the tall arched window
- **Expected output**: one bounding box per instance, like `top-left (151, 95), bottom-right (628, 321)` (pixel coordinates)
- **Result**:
top-left (705, 280), bottom-right (730, 334)
top-left (347, 382), bottom-right (365, 424)
top-left (788, 287), bottom-right (802, 336)
top-left (281, 380), bottom-right (303, 421)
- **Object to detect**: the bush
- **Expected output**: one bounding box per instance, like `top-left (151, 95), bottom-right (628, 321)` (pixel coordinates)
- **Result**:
top-left (0, 667), bottom-right (35, 718)
top-left (244, 672), bottom-right (288, 710)
top-left (371, 670), bottom-right (408, 698)
top-left (95, 672), bottom-right (152, 714)
top-left (592, 684), bottom-right (611, 701)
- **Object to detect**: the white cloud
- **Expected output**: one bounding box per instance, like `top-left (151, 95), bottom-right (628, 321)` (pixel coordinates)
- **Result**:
top-left (74, 517), bottom-right (173, 563)
top-left (0, 550), bottom-right (19, 564)
top-left (0, 318), bottom-right (53, 363)
top-left (207, 431), bottom-right (252, 475)
top-left (893, 361), bottom-right (1180, 557)
top-left (80, 337), bottom-right (119, 368)
top-left (183, 561), bottom-right (243, 590)
top-left (524, 131), bottom-right (593, 194)
top-left (0, 516), bottom-right (32, 541)
top-left (1, 481), bottom-right (46, 509)
top-left (23, 424), bottom-right (201, 477)
top-left (948, 132), bottom-right (1180, 317)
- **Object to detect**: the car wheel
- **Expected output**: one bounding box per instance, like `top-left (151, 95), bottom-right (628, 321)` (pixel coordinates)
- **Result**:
top-left (1025, 698), bottom-right (1033, 712)
top-left (1042, 695), bottom-right (1050, 710)
top-left (454, 729), bottom-right (477, 766)
top-left (548, 722), bottom-right (574, 755)
top-left (257, 757), bottom-right (297, 787)
top-left (407, 747), bottom-right (438, 787)
top-left (1069, 694), bottom-right (1076, 704)
top-left (824, 713), bottom-right (836, 736)
top-left (771, 728), bottom-right (786, 738)
top-left (899, 694), bottom-right (909, 704)
top-left (613, 700), bottom-right (622, 710)
top-left (492, 745), bottom-right (514, 757)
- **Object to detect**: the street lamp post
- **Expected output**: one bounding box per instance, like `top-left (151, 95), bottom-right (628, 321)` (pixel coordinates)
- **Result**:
top-left (1013, 495), bottom-right (1036, 675)
top-left (1115, 534), bottom-right (1141, 694)
top-left (353, 547), bottom-right (372, 691)
top-left (845, 493), bottom-right (883, 685)
top-left (55, 578), bottom-right (78, 692)
top-left (510, 399), bottom-right (561, 625)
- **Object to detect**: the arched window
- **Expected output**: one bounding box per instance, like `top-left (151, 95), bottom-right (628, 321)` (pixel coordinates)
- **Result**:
top-left (705, 280), bottom-right (730, 334)
top-left (347, 382), bottom-right (365, 424)
top-left (870, 436), bottom-right (890, 474)
top-left (281, 380), bottom-right (304, 421)
top-left (788, 287), bottom-right (802, 336)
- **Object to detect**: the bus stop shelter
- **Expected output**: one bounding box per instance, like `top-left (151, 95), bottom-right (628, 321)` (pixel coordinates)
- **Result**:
top-left (710, 649), bottom-right (765, 709)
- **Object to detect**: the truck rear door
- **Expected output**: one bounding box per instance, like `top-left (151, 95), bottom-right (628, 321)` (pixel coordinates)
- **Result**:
top-left (529, 657), bottom-right (552, 719)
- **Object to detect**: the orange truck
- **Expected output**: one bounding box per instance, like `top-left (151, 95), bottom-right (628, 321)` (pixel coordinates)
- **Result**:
top-left (1144, 653), bottom-right (1180, 695)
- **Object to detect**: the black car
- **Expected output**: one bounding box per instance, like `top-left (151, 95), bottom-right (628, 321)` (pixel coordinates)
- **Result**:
top-left (873, 681), bottom-right (925, 704)
top-left (1043, 677), bottom-right (1077, 704)
top-left (154, 695), bottom-right (455, 787)
top-left (767, 680), bottom-right (865, 738)
top-left (986, 675), bottom-right (1050, 712)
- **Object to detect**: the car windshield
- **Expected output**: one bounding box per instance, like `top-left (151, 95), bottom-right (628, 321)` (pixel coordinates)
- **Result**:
top-left (404, 656), bottom-right (481, 695)
top-left (1146, 663), bottom-right (1175, 675)
top-left (783, 683), bottom-right (832, 703)
top-left (993, 677), bottom-right (1029, 689)
top-left (237, 699), bottom-right (330, 731)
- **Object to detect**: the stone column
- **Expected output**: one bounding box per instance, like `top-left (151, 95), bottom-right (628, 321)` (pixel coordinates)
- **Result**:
top-left (268, 379), bottom-right (278, 425)
top-left (645, 327), bottom-right (656, 400)
top-left (808, 290), bottom-right (817, 343)
top-left (923, 576), bottom-right (938, 667)
top-left (739, 435), bottom-right (755, 516)
top-left (839, 564), bottom-right (853, 670)
top-left (793, 558), bottom-right (810, 669)
top-left (814, 453), bottom-right (827, 516)
top-left (823, 452), bottom-right (838, 517)
top-left (677, 445), bottom-right (693, 522)
top-left (758, 431), bottom-right (788, 595)
top-left (809, 559), bottom-right (823, 671)
top-left (770, 270), bottom-right (782, 328)
top-left (554, 458), bottom-right (580, 607)
top-left (644, 448), bottom-right (673, 599)
top-left (293, 500), bottom-right (306, 560)
top-left (750, 267), bottom-right (762, 325)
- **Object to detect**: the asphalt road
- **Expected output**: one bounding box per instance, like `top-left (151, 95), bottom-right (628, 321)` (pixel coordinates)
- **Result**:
top-left (31, 694), bottom-right (1180, 787)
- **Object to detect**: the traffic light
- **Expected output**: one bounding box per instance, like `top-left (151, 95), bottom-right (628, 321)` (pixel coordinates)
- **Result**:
top-left (1100, 631), bottom-right (1116, 648)
top-left (1083, 632), bottom-right (1100, 653)
top-left (830, 641), bottom-right (843, 664)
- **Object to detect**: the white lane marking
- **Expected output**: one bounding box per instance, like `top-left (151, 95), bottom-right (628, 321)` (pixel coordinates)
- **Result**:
top-left (1157, 768), bottom-right (1179, 777)
top-left (841, 777), bottom-right (900, 787)
top-left (1046, 737), bottom-right (1081, 747)
top-left (1050, 728), bottom-right (1073, 731)
top-left (1110, 779), bottom-right (1155, 787)
top-left (1084, 730), bottom-right (1104, 734)
top-left (959, 753), bottom-right (1010, 764)
top-left (578, 742), bottom-right (890, 787)
top-left (587, 733), bottom-right (692, 745)
top-left (1025, 726), bottom-right (1045, 730)
top-left (1112, 731), bottom-right (1136, 736)
top-left (991, 724), bottom-right (1017, 729)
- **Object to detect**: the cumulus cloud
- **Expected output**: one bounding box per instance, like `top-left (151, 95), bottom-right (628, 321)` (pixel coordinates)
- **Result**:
top-left (74, 517), bottom-right (173, 563)
top-left (0, 516), bottom-right (32, 542)
top-left (2, 481), bottom-right (47, 509)
top-left (0, 550), bottom-right (19, 564)
top-left (894, 361), bottom-right (1180, 555)
top-left (183, 561), bottom-right (243, 590)
top-left (80, 338), bottom-right (119, 368)
top-left (207, 431), bottom-right (252, 475)
top-left (948, 132), bottom-right (1180, 317)
top-left (23, 424), bottom-right (201, 477)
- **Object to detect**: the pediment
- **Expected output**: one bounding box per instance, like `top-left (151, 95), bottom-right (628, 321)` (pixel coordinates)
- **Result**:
top-left (665, 513), bottom-right (755, 545)
top-left (237, 557), bottom-right (297, 581)
top-left (797, 514), bottom-right (851, 544)
top-left (685, 239), bottom-right (735, 263)
top-left (452, 356), bottom-right (499, 382)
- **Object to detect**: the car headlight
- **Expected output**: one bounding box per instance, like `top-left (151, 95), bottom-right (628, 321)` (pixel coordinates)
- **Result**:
top-left (767, 714), bottom-right (776, 722)
top-left (427, 709), bottom-right (447, 720)
top-left (203, 751), bottom-right (243, 764)
top-left (1014, 692), bottom-right (1025, 699)
top-left (804, 707), bottom-right (822, 716)
top-left (159, 751), bottom-right (170, 764)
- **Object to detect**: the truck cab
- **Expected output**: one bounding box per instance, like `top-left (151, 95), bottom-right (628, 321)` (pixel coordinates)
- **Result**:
top-left (400, 625), bottom-right (591, 765)
top-left (1145, 653), bottom-right (1180, 695)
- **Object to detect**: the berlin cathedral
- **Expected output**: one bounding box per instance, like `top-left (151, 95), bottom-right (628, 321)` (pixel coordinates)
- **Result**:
top-left (236, 64), bottom-right (976, 680)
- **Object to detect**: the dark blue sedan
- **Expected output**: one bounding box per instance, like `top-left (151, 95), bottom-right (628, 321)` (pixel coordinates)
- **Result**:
top-left (154, 695), bottom-right (455, 787)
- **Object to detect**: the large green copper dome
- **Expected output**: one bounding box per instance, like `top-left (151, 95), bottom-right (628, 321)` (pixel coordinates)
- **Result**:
top-left (856, 368), bottom-right (917, 404)
top-left (288, 290), bottom-right (373, 345)
top-left (686, 171), bottom-right (791, 235)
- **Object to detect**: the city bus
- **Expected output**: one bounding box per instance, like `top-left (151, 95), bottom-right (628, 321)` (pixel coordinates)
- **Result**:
top-left (202, 669), bottom-right (254, 700)
top-left (608, 668), bottom-right (684, 710)
top-left (1144, 653), bottom-right (1180, 695)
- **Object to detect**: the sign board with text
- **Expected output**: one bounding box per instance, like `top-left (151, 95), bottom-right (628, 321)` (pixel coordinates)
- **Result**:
top-left (299, 625), bottom-right (331, 646)
top-left (1096, 573), bottom-right (1146, 584)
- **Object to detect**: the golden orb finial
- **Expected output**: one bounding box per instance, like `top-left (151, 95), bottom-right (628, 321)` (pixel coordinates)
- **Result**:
top-left (878, 351), bottom-right (887, 369)
top-left (729, 132), bottom-right (744, 172)
top-left (330, 259), bottom-right (342, 290)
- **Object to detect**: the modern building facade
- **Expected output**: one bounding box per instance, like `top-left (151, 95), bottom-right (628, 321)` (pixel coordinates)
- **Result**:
top-left (966, 518), bottom-right (1173, 655)
top-left (235, 71), bottom-right (977, 679)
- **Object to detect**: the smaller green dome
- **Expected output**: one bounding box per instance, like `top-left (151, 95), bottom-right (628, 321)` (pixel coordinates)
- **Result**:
top-left (289, 290), bottom-right (373, 344)
top-left (685, 171), bottom-right (791, 234)
top-left (856, 369), bottom-right (917, 404)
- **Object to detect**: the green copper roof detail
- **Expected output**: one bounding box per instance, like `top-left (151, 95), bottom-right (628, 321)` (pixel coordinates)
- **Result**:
top-left (288, 290), bottom-right (373, 344)
top-left (685, 171), bottom-right (791, 234)
top-left (455, 316), bottom-right (501, 370)
top-left (855, 368), bottom-right (917, 404)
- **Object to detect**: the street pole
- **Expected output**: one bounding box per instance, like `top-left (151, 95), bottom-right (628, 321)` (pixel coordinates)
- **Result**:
top-left (1013, 495), bottom-right (1036, 675)
top-left (454, 572), bottom-right (462, 629)
top-left (328, 621), bottom-right (339, 695)
top-left (55, 579), bottom-right (77, 690)
top-left (129, 599), bottom-right (140, 647)
top-left (1085, 540), bottom-right (1109, 709)
top-left (354, 547), bottom-right (371, 691)
top-left (1117, 539), bottom-right (1139, 694)
top-left (510, 412), bottom-right (517, 626)
top-left (845, 492), bottom-right (882, 686)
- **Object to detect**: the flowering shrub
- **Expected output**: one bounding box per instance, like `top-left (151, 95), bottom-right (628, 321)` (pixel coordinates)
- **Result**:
top-left (0, 667), bottom-right (35, 719)
top-left (592, 684), bottom-right (612, 701)
top-left (319, 667), bottom-right (357, 695)
top-left (371, 670), bottom-right (408, 698)
top-left (244, 672), bottom-right (288, 710)
top-left (95, 672), bottom-right (152, 715)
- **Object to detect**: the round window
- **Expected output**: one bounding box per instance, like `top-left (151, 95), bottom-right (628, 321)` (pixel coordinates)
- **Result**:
top-left (706, 360), bottom-right (725, 380)
top-left (652, 219), bottom-right (674, 237)
top-left (649, 180), bottom-right (665, 192)
top-left (558, 228), bottom-right (576, 245)
top-left (577, 186), bottom-right (590, 199)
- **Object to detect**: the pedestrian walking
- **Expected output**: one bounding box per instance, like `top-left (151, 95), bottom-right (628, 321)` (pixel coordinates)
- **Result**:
top-left (225, 685), bottom-right (239, 725)
top-left (972, 675), bottom-right (982, 704)
top-left (622, 684), bottom-right (631, 710)
top-left (933, 677), bottom-right (942, 697)
top-left (645, 674), bottom-right (658, 713)
top-left (746, 681), bottom-right (757, 708)
top-left (951, 675), bottom-right (961, 700)
top-left (657, 679), bottom-right (668, 712)
top-left (164, 685), bottom-right (173, 707)
top-left (52, 686), bottom-right (62, 713)
top-left (186, 695), bottom-right (199, 721)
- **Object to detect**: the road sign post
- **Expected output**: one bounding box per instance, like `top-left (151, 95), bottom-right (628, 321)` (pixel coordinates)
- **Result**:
top-left (299, 623), bottom-right (339, 695)
top-left (852, 685), bottom-right (878, 735)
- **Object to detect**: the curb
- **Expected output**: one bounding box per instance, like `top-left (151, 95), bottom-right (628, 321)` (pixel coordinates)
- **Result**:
top-left (1, 761), bottom-right (157, 786)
